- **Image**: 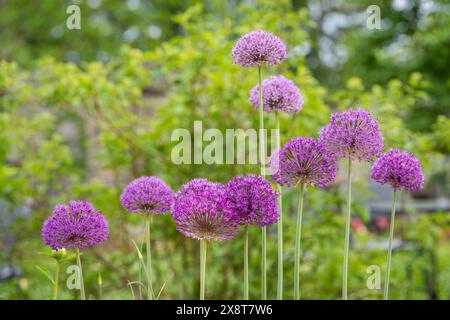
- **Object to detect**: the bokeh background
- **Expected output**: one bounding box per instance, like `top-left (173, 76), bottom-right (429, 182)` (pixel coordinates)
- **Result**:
top-left (0, 0), bottom-right (449, 300)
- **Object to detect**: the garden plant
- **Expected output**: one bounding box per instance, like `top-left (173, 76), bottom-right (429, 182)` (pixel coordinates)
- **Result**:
top-left (0, 0), bottom-right (449, 302)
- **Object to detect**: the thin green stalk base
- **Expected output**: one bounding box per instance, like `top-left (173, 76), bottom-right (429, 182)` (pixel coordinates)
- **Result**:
top-left (53, 261), bottom-right (61, 300)
top-left (146, 215), bottom-right (154, 300)
top-left (342, 158), bottom-right (352, 300)
top-left (275, 112), bottom-right (283, 300)
top-left (258, 66), bottom-right (266, 176)
top-left (200, 240), bottom-right (207, 300)
top-left (258, 65), bottom-right (267, 300)
top-left (294, 184), bottom-right (305, 300)
top-left (261, 226), bottom-right (267, 300)
top-left (384, 189), bottom-right (398, 300)
top-left (75, 245), bottom-right (86, 300)
top-left (244, 226), bottom-right (249, 300)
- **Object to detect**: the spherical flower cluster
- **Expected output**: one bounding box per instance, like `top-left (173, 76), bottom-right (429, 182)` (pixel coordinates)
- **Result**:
top-left (319, 109), bottom-right (384, 162)
top-left (171, 179), bottom-right (239, 241)
top-left (370, 148), bottom-right (424, 191)
top-left (270, 137), bottom-right (337, 188)
top-left (232, 30), bottom-right (287, 67)
top-left (120, 176), bottom-right (174, 215)
top-left (249, 76), bottom-right (303, 114)
top-left (224, 174), bottom-right (279, 227)
top-left (41, 200), bottom-right (109, 250)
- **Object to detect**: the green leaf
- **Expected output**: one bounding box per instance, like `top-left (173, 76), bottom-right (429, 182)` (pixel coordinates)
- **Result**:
top-left (35, 266), bottom-right (54, 285)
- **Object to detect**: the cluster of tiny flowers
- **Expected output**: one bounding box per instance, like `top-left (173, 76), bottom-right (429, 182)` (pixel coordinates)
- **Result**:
top-left (120, 176), bottom-right (174, 215)
top-left (232, 30), bottom-right (287, 67)
top-left (224, 174), bottom-right (279, 227)
top-left (249, 76), bottom-right (303, 114)
top-left (319, 109), bottom-right (384, 162)
top-left (171, 179), bottom-right (239, 241)
top-left (270, 137), bottom-right (337, 188)
top-left (41, 200), bottom-right (109, 250)
top-left (371, 148), bottom-right (424, 191)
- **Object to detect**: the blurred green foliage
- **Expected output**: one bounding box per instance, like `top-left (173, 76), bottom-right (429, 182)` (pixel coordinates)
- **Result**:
top-left (0, 0), bottom-right (449, 299)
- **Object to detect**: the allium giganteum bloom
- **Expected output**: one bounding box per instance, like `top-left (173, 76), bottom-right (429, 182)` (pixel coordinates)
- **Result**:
top-left (232, 30), bottom-right (287, 67)
top-left (371, 148), bottom-right (424, 191)
top-left (224, 174), bottom-right (279, 227)
top-left (319, 109), bottom-right (384, 162)
top-left (41, 200), bottom-right (109, 250)
top-left (172, 179), bottom-right (239, 241)
top-left (271, 137), bottom-right (337, 188)
top-left (249, 76), bottom-right (303, 114)
top-left (120, 176), bottom-right (174, 214)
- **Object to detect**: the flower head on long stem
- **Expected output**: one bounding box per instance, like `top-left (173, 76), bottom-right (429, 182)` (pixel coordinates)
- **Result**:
top-left (370, 149), bottom-right (424, 299)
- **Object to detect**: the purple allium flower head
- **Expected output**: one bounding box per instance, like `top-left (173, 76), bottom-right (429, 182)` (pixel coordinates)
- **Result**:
top-left (319, 109), bottom-right (384, 162)
top-left (171, 179), bottom-right (239, 241)
top-left (41, 200), bottom-right (109, 250)
top-left (232, 30), bottom-right (287, 67)
top-left (249, 76), bottom-right (303, 114)
top-left (371, 148), bottom-right (424, 191)
top-left (224, 174), bottom-right (279, 227)
top-left (120, 176), bottom-right (174, 215)
top-left (270, 137), bottom-right (337, 188)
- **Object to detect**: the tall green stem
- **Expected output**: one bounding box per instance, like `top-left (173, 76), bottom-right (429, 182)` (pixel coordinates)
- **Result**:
top-left (138, 234), bottom-right (145, 300)
top-left (258, 66), bottom-right (265, 176)
top-left (384, 189), bottom-right (397, 300)
top-left (294, 183), bottom-right (305, 300)
top-left (75, 245), bottom-right (85, 300)
top-left (342, 158), bottom-right (352, 300)
top-left (275, 112), bottom-right (283, 300)
top-left (261, 226), bottom-right (267, 299)
top-left (53, 260), bottom-right (61, 300)
top-left (200, 240), bottom-right (207, 300)
top-left (257, 66), bottom-right (267, 300)
top-left (146, 214), bottom-right (154, 300)
top-left (244, 226), bottom-right (249, 299)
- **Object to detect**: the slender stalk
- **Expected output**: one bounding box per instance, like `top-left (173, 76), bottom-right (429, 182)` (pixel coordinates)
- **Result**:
top-left (258, 66), bottom-right (265, 176)
top-left (75, 245), bottom-right (85, 300)
top-left (342, 158), bottom-right (352, 300)
top-left (294, 183), bottom-right (305, 300)
top-left (244, 226), bottom-right (249, 299)
top-left (146, 214), bottom-right (154, 300)
top-left (138, 234), bottom-right (145, 300)
top-left (261, 226), bottom-right (267, 300)
top-left (384, 189), bottom-right (398, 300)
top-left (257, 66), bottom-right (268, 300)
top-left (200, 240), bottom-right (207, 300)
top-left (53, 260), bottom-right (61, 300)
top-left (275, 112), bottom-right (283, 300)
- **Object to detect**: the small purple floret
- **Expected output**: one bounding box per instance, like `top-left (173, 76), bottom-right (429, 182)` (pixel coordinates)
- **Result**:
top-left (270, 137), bottom-right (337, 188)
top-left (171, 179), bottom-right (239, 241)
top-left (224, 174), bottom-right (279, 227)
top-left (371, 148), bottom-right (424, 191)
top-left (120, 176), bottom-right (174, 215)
top-left (249, 76), bottom-right (303, 114)
top-left (41, 200), bottom-right (109, 250)
top-left (232, 30), bottom-right (287, 67)
top-left (319, 109), bottom-right (384, 162)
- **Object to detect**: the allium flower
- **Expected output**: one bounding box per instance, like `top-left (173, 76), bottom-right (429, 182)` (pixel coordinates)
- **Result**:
top-left (270, 137), bottom-right (337, 188)
top-left (249, 76), bottom-right (303, 114)
top-left (370, 148), bottom-right (424, 191)
top-left (224, 174), bottom-right (279, 227)
top-left (120, 176), bottom-right (174, 215)
top-left (319, 109), bottom-right (384, 162)
top-left (172, 179), bottom-right (239, 241)
top-left (41, 200), bottom-right (109, 250)
top-left (232, 30), bottom-right (287, 67)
